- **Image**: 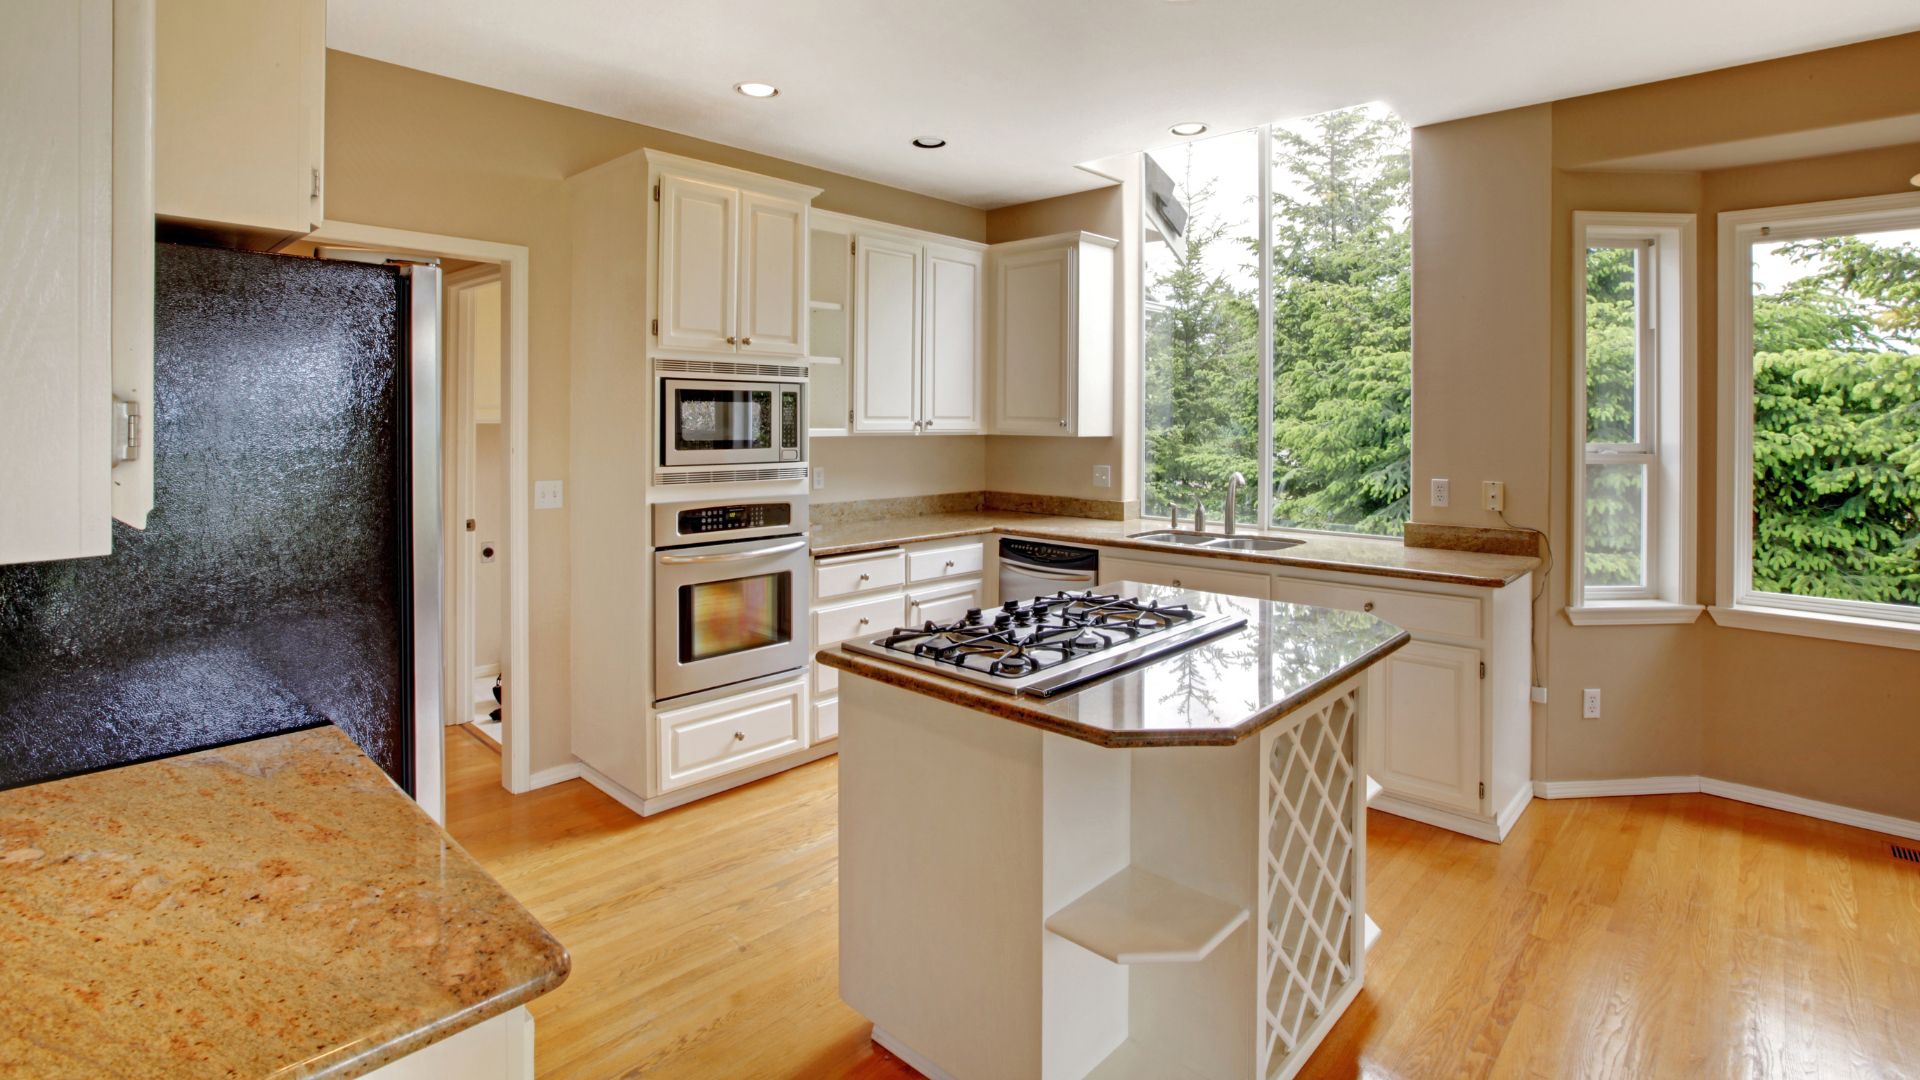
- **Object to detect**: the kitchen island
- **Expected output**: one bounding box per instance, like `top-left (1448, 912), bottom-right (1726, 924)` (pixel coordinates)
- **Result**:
top-left (818, 584), bottom-right (1410, 1080)
top-left (0, 725), bottom-right (569, 1079)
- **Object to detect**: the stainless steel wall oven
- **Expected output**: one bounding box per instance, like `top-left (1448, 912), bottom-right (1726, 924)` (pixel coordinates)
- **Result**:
top-left (652, 497), bottom-right (811, 703)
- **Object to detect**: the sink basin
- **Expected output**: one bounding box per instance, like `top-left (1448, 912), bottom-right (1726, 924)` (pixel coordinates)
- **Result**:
top-left (1204, 536), bottom-right (1304, 552)
top-left (1127, 530), bottom-right (1220, 546)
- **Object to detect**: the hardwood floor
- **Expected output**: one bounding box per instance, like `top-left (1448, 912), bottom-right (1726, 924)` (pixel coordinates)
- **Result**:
top-left (445, 730), bottom-right (1920, 1078)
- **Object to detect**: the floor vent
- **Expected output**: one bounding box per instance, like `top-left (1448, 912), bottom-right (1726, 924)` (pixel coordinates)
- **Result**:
top-left (1892, 843), bottom-right (1920, 865)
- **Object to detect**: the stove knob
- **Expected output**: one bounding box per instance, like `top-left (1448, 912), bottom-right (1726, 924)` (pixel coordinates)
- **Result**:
top-left (965, 608), bottom-right (981, 621)
top-left (1002, 600), bottom-right (1020, 612)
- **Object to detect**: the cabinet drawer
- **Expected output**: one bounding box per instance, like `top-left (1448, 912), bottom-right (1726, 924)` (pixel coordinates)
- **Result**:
top-left (907, 583), bottom-right (983, 627)
top-left (814, 660), bottom-right (838, 697)
top-left (815, 549), bottom-right (906, 600)
top-left (658, 678), bottom-right (807, 792)
top-left (907, 541), bottom-right (984, 584)
top-left (814, 592), bottom-right (905, 647)
top-left (1099, 555), bottom-right (1270, 601)
top-left (814, 696), bottom-right (839, 742)
top-left (1268, 576), bottom-right (1480, 640)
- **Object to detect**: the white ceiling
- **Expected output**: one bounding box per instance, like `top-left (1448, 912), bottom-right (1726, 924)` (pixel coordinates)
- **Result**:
top-left (327, 1), bottom-right (1920, 209)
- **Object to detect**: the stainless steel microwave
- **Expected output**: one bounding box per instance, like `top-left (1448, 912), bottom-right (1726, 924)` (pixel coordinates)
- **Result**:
top-left (659, 378), bottom-right (805, 467)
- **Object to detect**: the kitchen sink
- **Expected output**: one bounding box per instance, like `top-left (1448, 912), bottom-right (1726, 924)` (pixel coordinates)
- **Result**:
top-left (1204, 536), bottom-right (1304, 552)
top-left (1127, 530), bottom-right (1220, 546)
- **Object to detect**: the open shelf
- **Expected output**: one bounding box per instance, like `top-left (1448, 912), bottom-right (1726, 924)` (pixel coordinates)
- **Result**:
top-left (1084, 1039), bottom-right (1213, 1080)
top-left (1045, 865), bottom-right (1249, 965)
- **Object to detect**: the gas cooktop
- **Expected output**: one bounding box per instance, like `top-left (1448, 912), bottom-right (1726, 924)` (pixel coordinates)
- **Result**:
top-left (841, 591), bottom-right (1248, 698)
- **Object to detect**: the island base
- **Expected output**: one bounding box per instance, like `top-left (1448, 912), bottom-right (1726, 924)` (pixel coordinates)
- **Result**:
top-left (838, 675), bottom-right (1371, 1080)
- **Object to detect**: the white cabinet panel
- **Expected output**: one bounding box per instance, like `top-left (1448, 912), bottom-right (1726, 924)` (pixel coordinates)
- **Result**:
top-left (813, 696), bottom-right (839, 742)
top-left (1098, 555), bottom-right (1270, 601)
top-left (738, 191), bottom-right (807, 357)
top-left (815, 592), bottom-right (905, 648)
top-left (921, 243), bottom-right (983, 433)
top-left (1268, 575), bottom-right (1481, 640)
top-left (815, 548), bottom-right (906, 600)
top-left (814, 660), bottom-right (838, 698)
top-left (908, 584), bottom-right (983, 628)
top-left (907, 541), bottom-right (984, 584)
top-left (658, 677), bottom-right (807, 792)
top-left (852, 234), bottom-right (920, 432)
top-left (992, 245), bottom-right (1070, 434)
top-left (1374, 641), bottom-right (1482, 815)
top-left (656, 174), bottom-right (738, 353)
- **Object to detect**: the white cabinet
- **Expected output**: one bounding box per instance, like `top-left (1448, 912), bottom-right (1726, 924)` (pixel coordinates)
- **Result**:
top-left (1098, 554), bottom-right (1271, 601)
top-left (848, 227), bottom-right (986, 435)
top-left (1, 0), bottom-right (153, 566)
top-left (908, 581), bottom-right (984, 627)
top-left (648, 152), bottom-right (820, 359)
top-left (990, 232), bottom-right (1116, 437)
top-left (155, 0), bottom-right (323, 246)
top-left (1373, 640), bottom-right (1483, 814)
top-left (657, 676), bottom-right (808, 793)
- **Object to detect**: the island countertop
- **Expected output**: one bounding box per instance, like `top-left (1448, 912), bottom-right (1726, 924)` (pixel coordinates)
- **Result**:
top-left (817, 583), bottom-right (1411, 748)
top-left (808, 510), bottom-right (1539, 588)
top-left (0, 725), bottom-right (569, 1079)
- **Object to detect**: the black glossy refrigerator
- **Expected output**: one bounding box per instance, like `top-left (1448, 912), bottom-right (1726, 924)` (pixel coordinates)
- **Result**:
top-left (0, 243), bottom-right (441, 793)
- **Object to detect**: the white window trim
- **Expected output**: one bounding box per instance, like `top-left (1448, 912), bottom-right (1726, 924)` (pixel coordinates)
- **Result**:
top-left (1712, 191), bottom-right (1920, 651)
top-left (1568, 212), bottom-right (1702, 627)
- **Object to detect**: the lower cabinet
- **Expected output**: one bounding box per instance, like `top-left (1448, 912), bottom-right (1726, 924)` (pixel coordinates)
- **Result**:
top-left (1097, 553), bottom-right (1271, 601)
top-left (1373, 640), bottom-right (1483, 814)
top-left (657, 676), bottom-right (808, 793)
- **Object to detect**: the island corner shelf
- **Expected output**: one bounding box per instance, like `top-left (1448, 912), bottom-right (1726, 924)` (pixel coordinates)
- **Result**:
top-left (1045, 865), bottom-right (1251, 965)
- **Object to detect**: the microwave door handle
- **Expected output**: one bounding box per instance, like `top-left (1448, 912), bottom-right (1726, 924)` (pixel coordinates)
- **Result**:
top-left (658, 539), bottom-right (809, 564)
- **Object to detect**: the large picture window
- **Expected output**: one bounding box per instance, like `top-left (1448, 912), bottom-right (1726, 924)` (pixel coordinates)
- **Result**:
top-left (1142, 105), bottom-right (1411, 535)
top-left (1716, 194), bottom-right (1920, 647)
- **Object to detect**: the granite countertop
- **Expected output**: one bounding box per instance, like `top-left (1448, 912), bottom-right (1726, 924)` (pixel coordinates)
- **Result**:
top-left (0, 726), bottom-right (569, 1079)
top-left (809, 511), bottom-right (1538, 588)
top-left (817, 582), bottom-right (1411, 748)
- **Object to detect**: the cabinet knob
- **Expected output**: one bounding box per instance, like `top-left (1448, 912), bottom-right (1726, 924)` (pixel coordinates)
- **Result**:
top-left (1057, 418), bottom-right (1068, 428)
top-left (1172, 579), bottom-right (1183, 588)
top-left (1363, 601), bottom-right (1375, 612)
top-left (726, 336), bottom-right (738, 345)
top-left (925, 419), bottom-right (933, 429)
top-left (733, 731), bottom-right (746, 742)
top-left (858, 572), bottom-right (870, 582)
top-left (742, 336), bottom-right (753, 345)
top-left (858, 617), bottom-right (870, 626)
top-left (944, 561), bottom-right (955, 570)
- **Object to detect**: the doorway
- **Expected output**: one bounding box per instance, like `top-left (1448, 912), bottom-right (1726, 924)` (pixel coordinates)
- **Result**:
top-left (447, 267), bottom-right (509, 751)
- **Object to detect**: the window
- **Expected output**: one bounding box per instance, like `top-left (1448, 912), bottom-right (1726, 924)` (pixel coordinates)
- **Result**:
top-left (1715, 194), bottom-right (1920, 648)
top-left (1142, 105), bottom-right (1411, 535)
top-left (1569, 214), bottom-right (1699, 623)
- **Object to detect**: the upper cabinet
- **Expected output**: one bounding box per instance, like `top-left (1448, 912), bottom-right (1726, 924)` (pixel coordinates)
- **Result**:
top-left (0, 0), bottom-right (154, 565)
top-left (990, 232), bottom-right (1116, 437)
top-left (851, 233), bottom-right (921, 432)
top-left (648, 152), bottom-right (820, 360)
top-left (155, 0), bottom-right (325, 249)
top-left (920, 242), bottom-right (985, 434)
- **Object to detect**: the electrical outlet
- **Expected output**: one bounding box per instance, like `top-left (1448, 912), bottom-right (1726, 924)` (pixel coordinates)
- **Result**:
top-left (812, 468), bottom-right (827, 490)
top-left (533, 480), bottom-right (564, 510)
top-left (1483, 480), bottom-right (1506, 513)
top-left (1430, 478), bottom-right (1450, 507)
top-left (1092, 464), bottom-right (1112, 489)
top-left (1582, 688), bottom-right (1602, 719)
top-left (1530, 686), bottom-right (1549, 704)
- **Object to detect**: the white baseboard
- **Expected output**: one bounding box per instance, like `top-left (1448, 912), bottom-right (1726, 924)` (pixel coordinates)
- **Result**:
top-left (1494, 784), bottom-right (1534, 839)
top-left (1533, 775), bottom-right (1920, 842)
top-left (577, 743), bottom-right (840, 818)
top-left (527, 761), bottom-right (581, 789)
top-left (1368, 791), bottom-right (1503, 843)
top-left (870, 1026), bottom-right (959, 1080)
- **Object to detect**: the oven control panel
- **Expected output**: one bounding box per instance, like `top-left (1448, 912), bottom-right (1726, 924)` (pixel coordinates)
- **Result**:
top-left (677, 502), bottom-right (794, 535)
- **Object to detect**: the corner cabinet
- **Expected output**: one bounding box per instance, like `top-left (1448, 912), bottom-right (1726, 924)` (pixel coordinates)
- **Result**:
top-left (989, 231), bottom-right (1116, 437)
top-left (845, 221), bottom-right (986, 435)
top-left (1, 0), bottom-right (154, 565)
top-left (155, 0), bottom-right (324, 248)
top-left (649, 152), bottom-right (819, 359)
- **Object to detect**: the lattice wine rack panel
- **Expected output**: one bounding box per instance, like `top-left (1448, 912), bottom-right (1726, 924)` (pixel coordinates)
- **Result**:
top-left (1256, 685), bottom-right (1362, 1080)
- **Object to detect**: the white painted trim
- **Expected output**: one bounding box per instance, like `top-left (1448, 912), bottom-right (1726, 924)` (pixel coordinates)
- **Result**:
top-left (641, 148), bottom-right (823, 200)
top-left (1494, 783), bottom-right (1534, 838)
top-left (869, 1027), bottom-right (960, 1080)
top-left (810, 208), bottom-right (986, 253)
top-left (1564, 602), bottom-right (1704, 626)
top-left (528, 761), bottom-right (582, 790)
top-left (307, 221), bottom-right (535, 798)
top-left (1533, 775), bottom-right (1920, 843)
top-left (473, 663), bottom-right (501, 681)
top-left (1368, 791), bottom-right (1503, 843)
top-left (1707, 603), bottom-right (1920, 651)
top-left (578, 742), bottom-right (839, 817)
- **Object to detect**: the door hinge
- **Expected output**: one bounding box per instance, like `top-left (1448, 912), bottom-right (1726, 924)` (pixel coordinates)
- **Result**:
top-left (465, 518), bottom-right (477, 532)
top-left (850, 238), bottom-right (856, 255)
top-left (111, 398), bottom-right (140, 463)
top-left (311, 167), bottom-right (321, 199)
top-left (1479, 661), bottom-right (1486, 679)
top-left (1479, 781), bottom-right (1486, 800)
top-left (652, 182), bottom-right (660, 202)
top-left (651, 317), bottom-right (659, 336)
top-left (847, 408), bottom-right (854, 423)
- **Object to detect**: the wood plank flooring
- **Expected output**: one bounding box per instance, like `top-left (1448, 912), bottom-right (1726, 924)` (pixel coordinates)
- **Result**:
top-left (445, 730), bottom-right (1920, 1078)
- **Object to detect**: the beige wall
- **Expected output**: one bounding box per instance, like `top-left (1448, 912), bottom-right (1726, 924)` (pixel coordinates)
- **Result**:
top-left (811, 436), bottom-right (987, 503)
top-left (1427, 33), bottom-right (1920, 816)
top-left (325, 53), bottom-right (985, 773)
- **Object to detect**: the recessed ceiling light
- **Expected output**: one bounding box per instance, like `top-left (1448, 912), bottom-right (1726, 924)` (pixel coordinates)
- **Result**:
top-left (734, 82), bottom-right (779, 99)
top-left (1169, 122), bottom-right (1209, 137)
top-left (912, 137), bottom-right (947, 150)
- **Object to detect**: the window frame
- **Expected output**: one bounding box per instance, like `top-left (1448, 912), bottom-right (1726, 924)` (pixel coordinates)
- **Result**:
top-left (1568, 212), bottom-right (1701, 625)
top-left (1713, 192), bottom-right (1920, 649)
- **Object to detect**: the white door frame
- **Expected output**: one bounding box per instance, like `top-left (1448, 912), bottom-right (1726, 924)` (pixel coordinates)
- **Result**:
top-left (445, 263), bottom-right (503, 734)
top-left (308, 220), bottom-right (534, 816)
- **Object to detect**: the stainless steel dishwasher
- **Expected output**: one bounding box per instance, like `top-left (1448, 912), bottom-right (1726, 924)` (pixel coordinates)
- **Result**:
top-left (997, 537), bottom-right (1100, 603)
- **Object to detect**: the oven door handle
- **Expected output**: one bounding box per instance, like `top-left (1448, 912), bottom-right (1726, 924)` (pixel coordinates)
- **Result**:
top-left (657, 539), bottom-right (809, 565)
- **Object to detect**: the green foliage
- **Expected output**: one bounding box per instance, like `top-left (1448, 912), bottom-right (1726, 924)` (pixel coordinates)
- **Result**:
top-left (1581, 246), bottom-right (1645, 586)
top-left (1142, 106), bottom-right (1412, 535)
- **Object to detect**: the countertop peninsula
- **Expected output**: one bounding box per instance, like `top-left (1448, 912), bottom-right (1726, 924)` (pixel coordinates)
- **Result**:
top-left (0, 725), bottom-right (569, 1079)
top-left (809, 510), bottom-right (1538, 588)
top-left (817, 583), bottom-right (1411, 747)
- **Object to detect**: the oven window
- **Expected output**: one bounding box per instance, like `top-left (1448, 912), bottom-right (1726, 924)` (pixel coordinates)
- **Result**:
top-left (674, 386), bottom-right (774, 451)
top-left (679, 573), bottom-right (792, 662)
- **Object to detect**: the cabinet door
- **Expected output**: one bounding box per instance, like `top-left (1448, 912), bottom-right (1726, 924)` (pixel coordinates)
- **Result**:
top-left (920, 243), bottom-right (983, 434)
top-left (155, 0), bottom-right (323, 240)
top-left (1098, 556), bottom-right (1269, 601)
top-left (993, 245), bottom-right (1072, 435)
top-left (1373, 641), bottom-right (1482, 815)
top-left (657, 677), bottom-right (808, 793)
top-left (907, 583), bottom-right (984, 627)
top-left (656, 174), bottom-right (738, 353)
top-left (1, 0), bottom-right (115, 564)
top-left (851, 233), bottom-right (920, 433)
top-left (738, 190), bottom-right (807, 357)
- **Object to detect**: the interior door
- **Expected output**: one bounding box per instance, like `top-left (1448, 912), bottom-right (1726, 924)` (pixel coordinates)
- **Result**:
top-left (851, 233), bottom-right (920, 433)
top-left (1373, 640), bottom-right (1482, 814)
top-left (993, 245), bottom-right (1072, 435)
top-left (921, 243), bottom-right (983, 434)
top-left (657, 174), bottom-right (738, 353)
top-left (738, 191), bottom-right (807, 357)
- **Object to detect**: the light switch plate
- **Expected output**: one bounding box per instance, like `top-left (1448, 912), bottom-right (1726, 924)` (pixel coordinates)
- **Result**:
top-left (534, 480), bottom-right (564, 510)
top-left (812, 468), bottom-right (827, 490)
top-left (1483, 480), bottom-right (1506, 512)
top-left (1430, 478), bottom-right (1450, 508)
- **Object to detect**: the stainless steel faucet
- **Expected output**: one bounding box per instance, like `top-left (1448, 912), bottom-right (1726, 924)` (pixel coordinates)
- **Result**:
top-left (1194, 502), bottom-right (1206, 533)
top-left (1225, 473), bottom-right (1246, 536)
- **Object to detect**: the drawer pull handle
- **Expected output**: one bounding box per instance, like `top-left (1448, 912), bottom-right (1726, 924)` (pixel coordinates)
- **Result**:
top-left (733, 731), bottom-right (746, 741)
top-left (1363, 601), bottom-right (1375, 612)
